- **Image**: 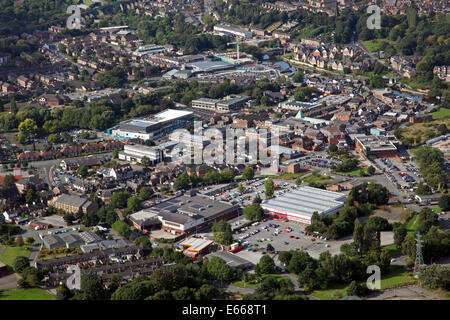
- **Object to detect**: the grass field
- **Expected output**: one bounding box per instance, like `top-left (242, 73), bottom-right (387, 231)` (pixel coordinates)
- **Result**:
top-left (432, 108), bottom-right (450, 120)
top-left (301, 172), bottom-right (332, 185)
top-left (0, 246), bottom-right (32, 267)
top-left (380, 265), bottom-right (417, 289)
top-left (310, 283), bottom-right (348, 300)
top-left (399, 118), bottom-right (450, 146)
top-left (362, 39), bottom-right (395, 53)
top-left (0, 288), bottom-right (55, 300)
top-left (335, 167), bottom-right (369, 177)
top-left (382, 244), bottom-right (402, 258)
top-left (406, 214), bottom-right (419, 234)
top-left (311, 265), bottom-right (416, 299)
top-left (232, 273), bottom-right (284, 288)
top-left (264, 172), bottom-right (307, 180)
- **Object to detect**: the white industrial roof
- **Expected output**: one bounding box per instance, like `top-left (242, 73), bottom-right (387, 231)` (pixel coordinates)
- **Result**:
top-left (130, 209), bottom-right (159, 222)
top-left (151, 109), bottom-right (193, 122)
top-left (179, 237), bottom-right (214, 252)
top-left (261, 186), bottom-right (346, 220)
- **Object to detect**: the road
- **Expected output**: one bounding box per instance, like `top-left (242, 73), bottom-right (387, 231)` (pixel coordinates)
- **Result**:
top-left (356, 40), bottom-right (392, 72)
top-left (30, 153), bottom-right (111, 187)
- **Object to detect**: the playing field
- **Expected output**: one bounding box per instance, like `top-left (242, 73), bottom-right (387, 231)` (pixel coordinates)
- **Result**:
top-left (0, 288), bottom-right (55, 300)
top-left (0, 246), bottom-right (31, 267)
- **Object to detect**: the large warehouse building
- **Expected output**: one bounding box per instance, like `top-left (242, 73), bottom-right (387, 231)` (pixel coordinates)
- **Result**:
top-left (261, 186), bottom-right (346, 224)
top-left (136, 190), bottom-right (240, 235)
top-left (106, 109), bottom-right (193, 141)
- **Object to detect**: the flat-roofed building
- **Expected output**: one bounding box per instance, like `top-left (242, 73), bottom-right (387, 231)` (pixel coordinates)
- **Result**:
top-left (108, 109), bottom-right (193, 141)
top-left (353, 134), bottom-right (399, 158)
top-left (118, 144), bottom-right (163, 164)
top-left (145, 190), bottom-right (240, 235)
top-left (186, 60), bottom-right (234, 73)
top-left (192, 95), bottom-right (250, 113)
top-left (177, 237), bottom-right (214, 258)
top-left (61, 233), bottom-right (84, 248)
top-left (261, 186), bottom-right (346, 224)
top-left (48, 194), bottom-right (97, 215)
top-left (42, 235), bottom-right (66, 250)
top-left (128, 209), bottom-right (161, 233)
top-left (204, 250), bottom-right (254, 269)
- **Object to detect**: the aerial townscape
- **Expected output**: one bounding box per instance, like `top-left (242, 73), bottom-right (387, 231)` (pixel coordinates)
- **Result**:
top-left (0, 0), bottom-right (450, 306)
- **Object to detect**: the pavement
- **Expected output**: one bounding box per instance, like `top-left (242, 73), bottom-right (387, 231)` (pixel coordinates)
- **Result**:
top-left (0, 273), bottom-right (19, 290)
top-left (365, 285), bottom-right (444, 300)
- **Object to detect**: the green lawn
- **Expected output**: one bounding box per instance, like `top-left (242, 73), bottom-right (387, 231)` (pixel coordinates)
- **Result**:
top-left (382, 244), bottom-right (402, 258)
top-left (406, 214), bottom-right (419, 234)
top-left (0, 288), bottom-right (55, 300)
top-left (335, 168), bottom-right (368, 177)
top-left (263, 172), bottom-right (307, 180)
top-left (380, 265), bottom-right (417, 289)
top-left (311, 265), bottom-right (416, 299)
top-left (432, 108), bottom-right (450, 120)
top-left (362, 39), bottom-right (395, 53)
top-left (310, 283), bottom-right (349, 300)
top-left (232, 273), bottom-right (284, 288)
top-left (432, 207), bottom-right (443, 214)
top-left (0, 246), bottom-right (32, 267)
top-left (301, 172), bottom-right (332, 185)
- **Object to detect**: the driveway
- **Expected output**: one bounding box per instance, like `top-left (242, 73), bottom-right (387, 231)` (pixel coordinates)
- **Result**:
top-left (0, 273), bottom-right (19, 290)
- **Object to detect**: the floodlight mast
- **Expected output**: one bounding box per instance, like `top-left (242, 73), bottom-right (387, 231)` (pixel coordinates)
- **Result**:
top-left (226, 38), bottom-right (272, 60)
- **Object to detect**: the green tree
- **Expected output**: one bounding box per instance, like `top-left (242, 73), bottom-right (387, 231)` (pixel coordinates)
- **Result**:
top-left (238, 183), bottom-right (246, 193)
top-left (139, 187), bottom-right (154, 201)
top-left (110, 191), bottom-right (131, 208)
top-left (173, 173), bottom-right (190, 190)
top-left (211, 220), bottom-right (233, 245)
top-left (206, 257), bottom-right (236, 283)
top-left (26, 273), bottom-right (40, 287)
top-left (10, 98), bottom-right (17, 115)
top-left (257, 255), bottom-right (275, 274)
top-left (393, 225), bottom-right (407, 248)
top-left (265, 178), bottom-right (275, 199)
top-left (438, 194), bottom-right (450, 211)
top-left (112, 220), bottom-right (131, 238)
top-left (244, 203), bottom-right (264, 221)
top-left (3, 174), bottom-right (16, 188)
top-left (15, 235), bottom-right (23, 247)
top-left (140, 156), bottom-right (151, 167)
top-left (328, 143), bottom-right (338, 153)
top-left (292, 72), bottom-right (304, 83)
top-left (13, 256), bottom-right (30, 274)
top-left (135, 236), bottom-right (152, 250)
top-left (127, 196), bottom-right (141, 212)
top-left (80, 274), bottom-right (106, 300)
top-left (242, 166), bottom-right (255, 181)
top-left (370, 75), bottom-right (386, 88)
top-left (278, 251), bottom-right (293, 266)
top-left (56, 283), bottom-right (72, 300)
top-left (18, 118), bottom-right (38, 142)
top-left (294, 87), bottom-right (315, 101)
top-left (76, 165), bottom-right (88, 178)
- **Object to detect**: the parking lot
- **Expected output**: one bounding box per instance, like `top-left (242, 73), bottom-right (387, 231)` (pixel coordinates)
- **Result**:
top-left (212, 178), bottom-right (298, 208)
top-left (292, 154), bottom-right (343, 170)
top-left (373, 158), bottom-right (423, 198)
top-left (233, 218), bottom-right (353, 262)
